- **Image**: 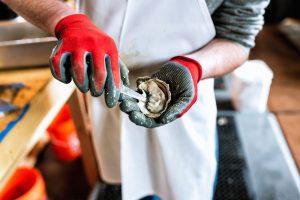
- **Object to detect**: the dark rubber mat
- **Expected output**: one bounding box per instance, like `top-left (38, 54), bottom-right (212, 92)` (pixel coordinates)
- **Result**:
top-left (97, 184), bottom-right (122, 200)
top-left (214, 115), bottom-right (252, 200)
top-left (214, 77), bottom-right (226, 90)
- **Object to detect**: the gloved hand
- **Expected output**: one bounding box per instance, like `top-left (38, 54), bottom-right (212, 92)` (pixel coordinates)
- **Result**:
top-left (120, 56), bottom-right (202, 128)
top-left (50, 14), bottom-right (121, 107)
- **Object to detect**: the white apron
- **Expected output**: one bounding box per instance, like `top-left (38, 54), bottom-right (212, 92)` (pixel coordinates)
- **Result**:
top-left (80, 0), bottom-right (217, 199)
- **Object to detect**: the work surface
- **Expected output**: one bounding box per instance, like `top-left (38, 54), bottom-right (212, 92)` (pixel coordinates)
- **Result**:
top-left (250, 25), bottom-right (300, 168)
top-left (0, 67), bottom-right (75, 188)
top-left (0, 68), bottom-right (49, 132)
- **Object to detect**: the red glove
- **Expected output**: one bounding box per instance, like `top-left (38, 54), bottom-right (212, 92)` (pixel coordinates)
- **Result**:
top-left (50, 14), bottom-right (120, 107)
top-left (170, 56), bottom-right (202, 117)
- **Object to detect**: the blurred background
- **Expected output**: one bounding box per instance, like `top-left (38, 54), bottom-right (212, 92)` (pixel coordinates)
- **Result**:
top-left (0, 0), bottom-right (299, 199)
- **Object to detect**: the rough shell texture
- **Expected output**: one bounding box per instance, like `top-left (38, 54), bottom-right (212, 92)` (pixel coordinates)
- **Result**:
top-left (137, 77), bottom-right (171, 118)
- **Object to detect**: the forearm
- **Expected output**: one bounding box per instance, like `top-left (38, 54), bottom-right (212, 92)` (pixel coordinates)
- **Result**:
top-left (2, 0), bottom-right (76, 35)
top-left (187, 39), bottom-right (249, 79)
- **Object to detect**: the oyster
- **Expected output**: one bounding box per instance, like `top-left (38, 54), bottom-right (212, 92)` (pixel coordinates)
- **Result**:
top-left (137, 77), bottom-right (171, 118)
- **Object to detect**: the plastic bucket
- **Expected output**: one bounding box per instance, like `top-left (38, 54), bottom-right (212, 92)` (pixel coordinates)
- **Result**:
top-left (231, 60), bottom-right (273, 112)
top-left (0, 167), bottom-right (46, 200)
top-left (48, 119), bottom-right (81, 162)
top-left (47, 104), bottom-right (81, 162)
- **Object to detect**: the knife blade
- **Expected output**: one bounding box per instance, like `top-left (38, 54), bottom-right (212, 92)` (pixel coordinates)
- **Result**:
top-left (119, 84), bottom-right (147, 102)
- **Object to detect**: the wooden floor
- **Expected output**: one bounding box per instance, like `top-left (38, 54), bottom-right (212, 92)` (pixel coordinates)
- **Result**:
top-left (250, 25), bottom-right (300, 169)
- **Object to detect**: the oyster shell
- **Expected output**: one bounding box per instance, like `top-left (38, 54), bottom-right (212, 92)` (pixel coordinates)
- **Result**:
top-left (137, 77), bottom-right (171, 118)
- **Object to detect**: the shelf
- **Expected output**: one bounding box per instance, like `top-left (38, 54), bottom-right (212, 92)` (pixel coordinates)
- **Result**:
top-left (0, 68), bottom-right (75, 188)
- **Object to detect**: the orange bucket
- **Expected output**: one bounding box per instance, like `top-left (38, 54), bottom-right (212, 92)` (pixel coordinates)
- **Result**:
top-left (47, 104), bottom-right (81, 162)
top-left (0, 167), bottom-right (46, 200)
top-left (48, 119), bottom-right (81, 161)
top-left (47, 104), bottom-right (72, 133)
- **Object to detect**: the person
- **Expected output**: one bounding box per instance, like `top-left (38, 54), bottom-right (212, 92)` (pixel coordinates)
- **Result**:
top-left (3, 0), bottom-right (270, 199)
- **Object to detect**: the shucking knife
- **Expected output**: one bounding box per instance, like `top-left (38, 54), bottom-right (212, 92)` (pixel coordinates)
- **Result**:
top-left (119, 84), bottom-right (147, 102)
top-left (118, 59), bottom-right (147, 102)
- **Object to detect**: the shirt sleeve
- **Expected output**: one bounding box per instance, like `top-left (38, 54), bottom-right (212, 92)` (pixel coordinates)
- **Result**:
top-left (212, 0), bottom-right (270, 48)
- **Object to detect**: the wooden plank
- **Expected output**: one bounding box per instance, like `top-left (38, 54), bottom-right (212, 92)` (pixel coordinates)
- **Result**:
top-left (276, 113), bottom-right (300, 169)
top-left (68, 91), bottom-right (100, 187)
top-left (0, 77), bottom-right (75, 189)
top-left (268, 81), bottom-right (300, 112)
top-left (0, 68), bottom-right (50, 131)
top-left (0, 68), bottom-right (49, 83)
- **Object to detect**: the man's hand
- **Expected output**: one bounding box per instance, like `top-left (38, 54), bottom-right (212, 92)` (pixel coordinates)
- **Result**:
top-left (120, 56), bottom-right (202, 128)
top-left (50, 14), bottom-right (120, 107)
